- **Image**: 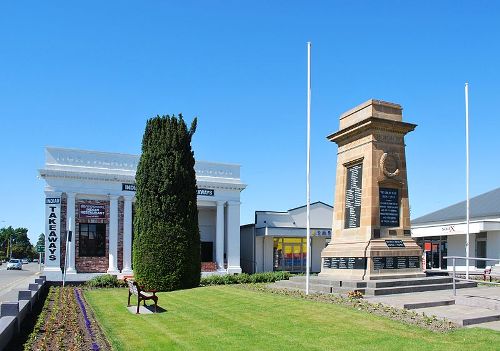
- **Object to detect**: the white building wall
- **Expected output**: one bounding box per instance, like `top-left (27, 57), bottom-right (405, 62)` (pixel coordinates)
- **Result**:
top-left (198, 209), bottom-right (216, 242)
top-left (487, 231), bottom-right (500, 267)
top-left (263, 237), bottom-right (274, 272)
top-left (447, 233), bottom-right (480, 270)
top-left (311, 237), bottom-right (327, 272)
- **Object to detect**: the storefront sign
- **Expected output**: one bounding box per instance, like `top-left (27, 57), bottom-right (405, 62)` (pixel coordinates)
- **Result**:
top-left (380, 188), bottom-right (399, 227)
top-left (45, 197), bottom-right (61, 265)
top-left (311, 229), bottom-right (332, 237)
top-left (344, 163), bottom-right (363, 229)
top-left (45, 197), bottom-right (61, 204)
top-left (323, 257), bottom-right (367, 269)
top-left (197, 188), bottom-right (214, 196)
top-left (373, 256), bottom-right (420, 270)
top-left (79, 204), bottom-right (106, 219)
top-left (385, 240), bottom-right (405, 248)
top-left (122, 183), bottom-right (136, 192)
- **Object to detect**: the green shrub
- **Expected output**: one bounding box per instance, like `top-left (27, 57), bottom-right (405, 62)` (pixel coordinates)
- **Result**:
top-left (85, 274), bottom-right (125, 288)
top-left (200, 271), bottom-right (291, 286)
top-left (134, 114), bottom-right (200, 291)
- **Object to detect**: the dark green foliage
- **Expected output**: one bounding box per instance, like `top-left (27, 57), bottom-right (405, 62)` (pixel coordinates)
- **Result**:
top-left (200, 271), bottom-right (292, 286)
top-left (133, 114), bottom-right (200, 291)
top-left (0, 226), bottom-right (35, 259)
top-left (85, 274), bottom-right (125, 288)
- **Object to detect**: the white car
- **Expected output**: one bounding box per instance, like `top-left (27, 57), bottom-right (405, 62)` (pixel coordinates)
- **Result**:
top-left (21, 259), bottom-right (29, 264)
top-left (7, 259), bottom-right (22, 270)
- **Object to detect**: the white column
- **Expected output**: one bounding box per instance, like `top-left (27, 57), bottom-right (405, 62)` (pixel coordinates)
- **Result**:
top-left (107, 195), bottom-right (119, 274)
top-left (44, 191), bottom-right (63, 281)
top-left (216, 201), bottom-right (225, 271)
top-left (66, 192), bottom-right (76, 273)
top-left (122, 196), bottom-right (133, 274)
top-left (226, 200), bottom-right (242, 274)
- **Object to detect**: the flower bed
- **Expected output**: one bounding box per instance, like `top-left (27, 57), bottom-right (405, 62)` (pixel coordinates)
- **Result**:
top-left (24, 286), bottom-right (110, 351)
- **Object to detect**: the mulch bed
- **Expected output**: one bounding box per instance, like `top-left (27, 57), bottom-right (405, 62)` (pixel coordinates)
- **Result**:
top-left (25, 286), bottom-right (111, 351)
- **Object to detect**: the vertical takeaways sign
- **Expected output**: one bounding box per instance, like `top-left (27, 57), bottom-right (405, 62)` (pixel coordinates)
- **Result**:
top-left (45, 197), bottom-right (61, 265)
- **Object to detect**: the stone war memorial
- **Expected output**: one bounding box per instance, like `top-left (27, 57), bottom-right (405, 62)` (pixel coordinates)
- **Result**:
top-left (320, 99), bottom-right (424, 280)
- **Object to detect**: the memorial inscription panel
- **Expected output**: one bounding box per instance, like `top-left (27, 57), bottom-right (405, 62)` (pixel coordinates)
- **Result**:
top-left (323, 257), bottom-right (367, 269)
top-left (345, 163), bottom-right (363, 229)
top-left (372, 256), bottom-right (420, 270)
top-left (380, 188), bottom-right (399, 227)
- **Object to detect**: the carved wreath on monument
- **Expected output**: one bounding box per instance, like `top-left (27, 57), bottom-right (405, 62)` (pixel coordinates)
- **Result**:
top-left (380, 153), bottom-right (399, 178)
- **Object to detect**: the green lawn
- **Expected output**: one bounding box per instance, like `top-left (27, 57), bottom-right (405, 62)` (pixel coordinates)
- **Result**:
top-left (85, 286), bottom-right (500, 351)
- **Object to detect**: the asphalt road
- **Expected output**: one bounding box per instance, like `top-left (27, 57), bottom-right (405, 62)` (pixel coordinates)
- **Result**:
top-left (0, 262), bottom-right (42, 304)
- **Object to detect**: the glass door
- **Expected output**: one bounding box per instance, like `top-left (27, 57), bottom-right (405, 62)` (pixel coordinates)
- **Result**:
top-left (273, 237), bottom-right (307, 272)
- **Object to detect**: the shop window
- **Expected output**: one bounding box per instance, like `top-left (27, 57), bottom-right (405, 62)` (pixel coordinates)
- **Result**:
top-left (79, 223), bottom-right (106, 257)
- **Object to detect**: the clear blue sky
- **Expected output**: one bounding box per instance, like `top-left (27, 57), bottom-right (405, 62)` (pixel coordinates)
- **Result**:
top-left (1, 1), bottom-right (499, 244)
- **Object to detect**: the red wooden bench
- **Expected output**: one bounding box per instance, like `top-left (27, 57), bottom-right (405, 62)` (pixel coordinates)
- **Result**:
top-left (125, 278), bottom-right (158, 314)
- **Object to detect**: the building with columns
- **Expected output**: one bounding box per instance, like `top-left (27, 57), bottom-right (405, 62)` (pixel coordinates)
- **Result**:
top-left (40, 147), bottom-right (246, 282)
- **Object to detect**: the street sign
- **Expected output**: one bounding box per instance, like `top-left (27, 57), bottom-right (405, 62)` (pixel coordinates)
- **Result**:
top-left (37, 245), bottom-right (45, 253)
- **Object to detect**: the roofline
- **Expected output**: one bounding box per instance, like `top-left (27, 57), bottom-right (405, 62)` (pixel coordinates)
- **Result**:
top-left (254, 201), bottom-right (333, 216)
top-left (411, 186), bottom-right (500, 224)
top-left (45, 146), bottom-right (243, 167)
top-left (411, 215), bottom-right (500, 227)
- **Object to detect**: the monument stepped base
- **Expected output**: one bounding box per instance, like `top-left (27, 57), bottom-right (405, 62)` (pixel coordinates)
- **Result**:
top-left (271, 275), bottom-right (477, 296)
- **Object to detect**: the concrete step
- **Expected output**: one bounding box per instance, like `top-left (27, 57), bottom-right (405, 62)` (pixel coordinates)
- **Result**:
top-left (403, 299), bottom-right (455, 310)
top-left (366, 276), bottom-right (453, 288)
top-left (289, 276), bottom-right (341, 287)
top-left (365, 281), bottom-right (477, 296)
top-left (272, 280), bottom-right (333, 293)
top-left (456, 294), bottom-right (500, 311)
top-left (414, 304), bottom-right (500, 326)
top-left (289, 276), bottom-right (367, 288)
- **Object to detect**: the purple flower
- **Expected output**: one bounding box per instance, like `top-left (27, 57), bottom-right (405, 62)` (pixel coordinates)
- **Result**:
top-left (74, 288), bottom-right (100, 351)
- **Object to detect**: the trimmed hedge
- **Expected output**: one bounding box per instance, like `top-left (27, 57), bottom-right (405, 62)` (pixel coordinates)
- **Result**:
top-left (200, 271), bottom-right (291, 286)
top-left (85, 274), bottom-right (125, 288)
top-left (133, 115), bottom-right (200, 291)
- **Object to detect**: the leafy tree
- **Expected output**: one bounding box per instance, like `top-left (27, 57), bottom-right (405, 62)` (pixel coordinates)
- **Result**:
top-left (133, 114), bottom-right (200, 291)
top-left (0, 226), bottom-right (34, 259)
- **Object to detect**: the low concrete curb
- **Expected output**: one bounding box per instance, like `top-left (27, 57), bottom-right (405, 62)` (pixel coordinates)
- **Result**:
top-left (0, 275), bottom-right (46, 351)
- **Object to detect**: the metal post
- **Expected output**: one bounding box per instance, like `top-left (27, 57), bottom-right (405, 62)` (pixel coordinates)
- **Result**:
top-left (305, 41), bottom-right (312, 295)
top-left (452, 257), bottom-right (456, 296)
top-left (465, 83), bottom-right (470, 280)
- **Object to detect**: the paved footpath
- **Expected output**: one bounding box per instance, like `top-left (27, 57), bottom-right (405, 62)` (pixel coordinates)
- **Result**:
top-left (365, 286), bottom-right (500, 331)
top-left (0, 262), bottom-right (41, 304)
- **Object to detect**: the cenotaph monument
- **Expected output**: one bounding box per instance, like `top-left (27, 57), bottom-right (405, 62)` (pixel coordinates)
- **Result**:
top-left (320, 99), bottom-right (424, 280)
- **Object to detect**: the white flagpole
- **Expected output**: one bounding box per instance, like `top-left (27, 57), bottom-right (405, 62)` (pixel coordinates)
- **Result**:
top-left (306, 42), bottom-right (312, 295)
top-left (465, 83), bottom-right (470, 279)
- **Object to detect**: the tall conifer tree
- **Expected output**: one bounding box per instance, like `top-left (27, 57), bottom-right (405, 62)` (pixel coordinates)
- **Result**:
top-left (133, 114), bottom-right (200, 291)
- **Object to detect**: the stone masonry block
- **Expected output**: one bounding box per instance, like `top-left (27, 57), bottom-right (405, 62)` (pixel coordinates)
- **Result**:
top-left (18, 291), bottom-right (32, 301)
top-left (1, 302), bottom-right (19, 317)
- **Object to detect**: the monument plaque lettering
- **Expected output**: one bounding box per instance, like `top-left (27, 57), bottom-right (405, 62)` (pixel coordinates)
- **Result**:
top-left (385, 240), bottom-right (405, 248)
top-left (323, 257), bottom-right (366, 269)
top-left (344, 163), bottom-right (363, 229)
top-left (380, 188), bottom-right (399, 227)
top-left (372, 256), bottom-right (420, 270)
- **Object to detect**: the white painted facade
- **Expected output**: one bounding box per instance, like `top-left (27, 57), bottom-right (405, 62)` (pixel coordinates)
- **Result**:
top-left (240, 202), bottom-right (333, 274)
top-left (39, 147), bottom-right (246, 281)
top-left (411, 220), bottom-right (500, 272)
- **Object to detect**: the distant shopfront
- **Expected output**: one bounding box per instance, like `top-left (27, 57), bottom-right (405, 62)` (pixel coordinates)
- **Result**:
top-left (412, 188), bottom-right (500, 272)
top-left (240, 202), bottom-right (333, 274)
